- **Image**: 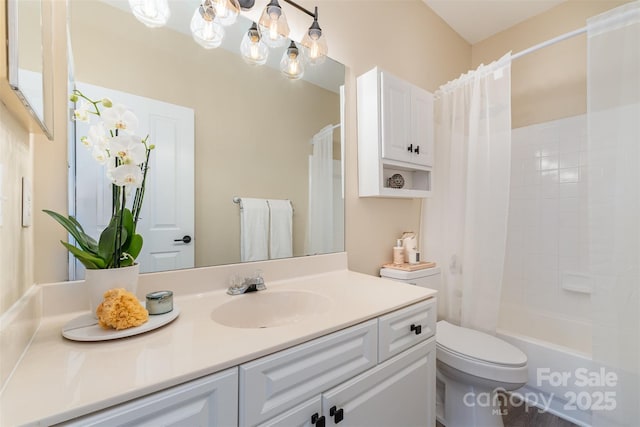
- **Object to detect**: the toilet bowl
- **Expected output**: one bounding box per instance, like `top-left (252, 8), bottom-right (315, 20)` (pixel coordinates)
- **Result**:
top-left (436, 320), bottom-right (527, 427)
top-left (379, 266), bottom-right (528, 427)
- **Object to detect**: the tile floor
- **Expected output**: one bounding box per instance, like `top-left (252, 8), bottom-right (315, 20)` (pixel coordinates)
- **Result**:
top-left (436, 396), bottom-right (578, 427)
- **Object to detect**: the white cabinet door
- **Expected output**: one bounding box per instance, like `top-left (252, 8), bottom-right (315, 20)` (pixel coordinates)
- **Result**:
top-left (381, 72), bottom-right (413, 164)
top-left (61, 368), bottom-right (238, 427)
top-left (322, 338), bottom-right (436, 427)
top-left (240, 320), bottom-right (378, 427)
top-left (411, 87), bottom-right (434, 167)
top-left (259, 396), bottom-right (323, 427)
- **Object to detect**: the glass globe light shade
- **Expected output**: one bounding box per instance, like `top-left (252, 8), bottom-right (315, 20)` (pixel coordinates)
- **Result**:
top-left (240, 24), bottom-right (269, 66)
top-left (301, 19), bottom-right (328, 65)
top-left (128, 0), bottom-right (170, 28)
top-left (190, 6), bottom-right (225, 49)
top-left (280, 41), bottom-right (304, 80)
top-left (211, 0), bottom-right (241, 27)
top-left (258, 0), bottom-right (289, 48)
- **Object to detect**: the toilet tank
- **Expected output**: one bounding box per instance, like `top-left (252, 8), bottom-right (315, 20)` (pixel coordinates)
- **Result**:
top-left (379, 266), bottom-right (441, 291)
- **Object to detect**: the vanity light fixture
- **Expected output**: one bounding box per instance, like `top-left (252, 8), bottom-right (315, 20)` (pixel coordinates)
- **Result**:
top-left (280, 41), bottom-right (304, 80)
top-left (129, 0), bottom-right (329, 78)
top-left (258, 0), bottom-right (289, 48)
top-left (240, 23), bottom-right (269, 65)
top-left (190, 0), bottom-right (225, 49)
top-left (128, 0), bottom-right (170, 28)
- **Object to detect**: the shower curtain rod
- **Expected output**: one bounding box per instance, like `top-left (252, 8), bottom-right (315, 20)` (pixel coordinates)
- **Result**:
top-left (512, 26), bottom-right (586, 60)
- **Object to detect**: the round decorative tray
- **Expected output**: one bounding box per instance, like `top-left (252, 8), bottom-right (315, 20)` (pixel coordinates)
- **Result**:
top-left (62, 306), bottom-right (180, 342)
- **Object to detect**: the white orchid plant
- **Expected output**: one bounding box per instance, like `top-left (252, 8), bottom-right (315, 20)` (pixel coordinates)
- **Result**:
top-left (44, 89), bottom-right (154, 269)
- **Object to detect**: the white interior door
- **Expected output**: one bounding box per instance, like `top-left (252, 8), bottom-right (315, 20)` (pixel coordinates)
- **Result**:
top-left (74, 82), bottom-right (195, 276)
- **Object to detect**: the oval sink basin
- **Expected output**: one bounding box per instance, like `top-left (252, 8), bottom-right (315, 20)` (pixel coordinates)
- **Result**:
top-left (211, 290), bottom-right (332, 329)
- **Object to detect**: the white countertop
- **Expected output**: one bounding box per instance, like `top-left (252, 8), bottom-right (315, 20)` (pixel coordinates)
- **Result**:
top-left (0, 268), bottom-right (435, 426)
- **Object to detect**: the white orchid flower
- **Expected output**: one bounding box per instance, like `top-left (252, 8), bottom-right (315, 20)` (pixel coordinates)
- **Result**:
top-left (92, 146), bottom-right (109, 165)
top-left (85, 122), bottom-right (110, 151)
top-left (110, 134), bottom-right (146, 165)
top-left (110, 164), bottom-right (143, 189)
top-left (101, 104), bottom-right (139, 133)
top-left (73, 100), bottom-right (92, 122)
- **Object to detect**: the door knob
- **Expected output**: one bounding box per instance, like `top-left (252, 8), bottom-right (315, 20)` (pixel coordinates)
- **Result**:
top-left (174, 235), bottom-right (192, 244)
top-left (407, 144), bottom-right (414, 153)
top-left (415, 145), bottom-right (420, 154)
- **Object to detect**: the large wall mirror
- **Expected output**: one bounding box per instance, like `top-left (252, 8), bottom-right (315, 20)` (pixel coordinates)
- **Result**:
top-left (6, 0), bottom-right (53, 138)
top-left (68, 0), bottom-right (345, 277)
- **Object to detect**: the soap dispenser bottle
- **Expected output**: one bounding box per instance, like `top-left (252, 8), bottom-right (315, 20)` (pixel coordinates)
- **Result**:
top-left (393, 239), bottom-right (404, 265)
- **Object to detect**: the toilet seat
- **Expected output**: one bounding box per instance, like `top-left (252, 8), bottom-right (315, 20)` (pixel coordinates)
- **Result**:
top-left (436, 321), bottom-right (528, 385)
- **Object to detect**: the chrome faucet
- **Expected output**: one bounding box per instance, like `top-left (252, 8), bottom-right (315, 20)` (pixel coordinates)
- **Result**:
top-left (227, 271), bottom-right (267, 295)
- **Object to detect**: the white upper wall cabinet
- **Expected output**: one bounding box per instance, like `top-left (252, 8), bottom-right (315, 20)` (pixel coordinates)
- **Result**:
top-left (357, 67), bottom-right (434, 198)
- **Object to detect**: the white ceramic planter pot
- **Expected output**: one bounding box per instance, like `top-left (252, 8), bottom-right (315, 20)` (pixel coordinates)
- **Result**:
top-left (85, 264), bottom-right (140, 318)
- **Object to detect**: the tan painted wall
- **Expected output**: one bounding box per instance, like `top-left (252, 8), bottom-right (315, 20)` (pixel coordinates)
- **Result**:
top-left (0, 0), bottom-right (67, 315)
top-left (472, 0), bottom-right (629, 129)
top-left (70, 1), bottom-right (340, 267)
top-left (0, 103), bottom-right (33, 314)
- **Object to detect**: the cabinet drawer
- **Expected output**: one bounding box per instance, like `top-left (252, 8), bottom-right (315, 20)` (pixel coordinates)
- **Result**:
top-left (378, 298), bottom-right (436, 362)
top-left (59, 367), bottom-right (239, 427)
top-left (239, 319), bottom-right (378, 427)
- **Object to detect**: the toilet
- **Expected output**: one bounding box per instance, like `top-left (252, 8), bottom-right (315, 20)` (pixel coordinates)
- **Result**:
top-left (380, 266), bottom-right (528, 427)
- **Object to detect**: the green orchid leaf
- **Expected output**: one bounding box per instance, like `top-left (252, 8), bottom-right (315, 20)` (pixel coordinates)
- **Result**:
top-left (126, 234), bottom-right (143, 261)
top-left (122, 208), bottom-right (134, 238)
top-left (61, 241), bottom-right (106, 269)
top-left (67, 215), bottom-right (98, 250)
top-left (121, 208), bottom-right (135, 249)
top-left (43, 210), bottom-right (98, 254)
top-left (98, 224), bottom-right (128, 260)
top-left (98, 223), bottom-right (116, 261)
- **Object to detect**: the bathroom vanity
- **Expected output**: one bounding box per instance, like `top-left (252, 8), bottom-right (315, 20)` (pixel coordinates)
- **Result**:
top-left (0, 253), bottom-right (437, 426)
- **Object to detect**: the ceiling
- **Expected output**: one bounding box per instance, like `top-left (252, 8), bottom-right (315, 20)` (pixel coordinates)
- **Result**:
top-left (423, 0), bottom-right (567, 44)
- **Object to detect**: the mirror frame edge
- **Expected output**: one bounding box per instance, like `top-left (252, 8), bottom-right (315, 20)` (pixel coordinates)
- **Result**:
top-left (1, 0), bottom-right (54, 140)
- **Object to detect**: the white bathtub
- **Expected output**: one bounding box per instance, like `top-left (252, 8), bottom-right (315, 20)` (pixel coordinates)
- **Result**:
top-left (497, 304), bottom-right (596, 426)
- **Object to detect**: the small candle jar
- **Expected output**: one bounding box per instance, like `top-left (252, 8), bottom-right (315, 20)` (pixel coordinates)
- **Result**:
top-left (146, 290), bottom-right (174, 315)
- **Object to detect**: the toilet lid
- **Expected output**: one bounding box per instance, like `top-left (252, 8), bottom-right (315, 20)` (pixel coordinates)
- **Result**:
top-left (437, 321), bottom-right (527, 367)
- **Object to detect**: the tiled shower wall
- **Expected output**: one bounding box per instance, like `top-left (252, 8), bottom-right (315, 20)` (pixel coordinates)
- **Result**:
top-left (502, 114), bottom-right (591, 322)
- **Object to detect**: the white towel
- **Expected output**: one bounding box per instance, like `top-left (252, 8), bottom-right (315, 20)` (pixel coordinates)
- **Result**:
top-left (267, 199), bottom-right (293, 259)
top-left (240, 198), bottom-right (269, 262)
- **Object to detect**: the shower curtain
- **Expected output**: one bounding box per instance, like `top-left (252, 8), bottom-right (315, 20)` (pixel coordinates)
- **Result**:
top-left (587, 2), bottom-right (640, 425)
top-left (424, 53), bottom-right (512, 334)
top-left (306, 125), bottom-right (334, 255)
